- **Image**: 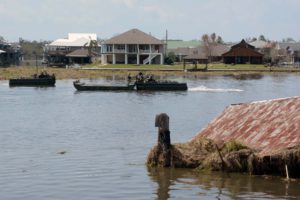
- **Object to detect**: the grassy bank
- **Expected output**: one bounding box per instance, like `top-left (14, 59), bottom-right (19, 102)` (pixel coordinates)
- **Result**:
top-left (84, 63), bottom-right (270, 69)
top-left (1, 65), bottom-right (300, 80)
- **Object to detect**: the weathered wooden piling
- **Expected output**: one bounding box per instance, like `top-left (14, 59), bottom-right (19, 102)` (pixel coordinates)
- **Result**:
top-left (155, 113), bottom-right (171, 167)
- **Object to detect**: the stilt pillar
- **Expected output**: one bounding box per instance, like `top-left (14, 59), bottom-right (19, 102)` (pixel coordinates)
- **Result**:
top-left (155, 113), bottom-right (171, 167)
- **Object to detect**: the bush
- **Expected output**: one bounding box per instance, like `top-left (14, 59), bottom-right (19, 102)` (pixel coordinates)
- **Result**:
top-left (164, 52), bottom-right (176, 65)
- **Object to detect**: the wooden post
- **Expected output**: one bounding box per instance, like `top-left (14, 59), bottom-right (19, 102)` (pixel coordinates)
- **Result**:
top-left (285, 164), bottom-right (290, 181)
top-left (155, 113), bottom-right (171, 167)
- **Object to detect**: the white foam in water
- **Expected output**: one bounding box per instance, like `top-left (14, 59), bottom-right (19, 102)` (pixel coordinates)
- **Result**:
top-left (189, 85), bottom-right (243, 92)
top-left (1, 82), bottom-right (9, 86)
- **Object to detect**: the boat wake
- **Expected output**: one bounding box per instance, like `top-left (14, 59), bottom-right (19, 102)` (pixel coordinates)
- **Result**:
top-left (1, 83), bottom-right (9, 86)
top-left (189, 85), bottom-right (243, 92)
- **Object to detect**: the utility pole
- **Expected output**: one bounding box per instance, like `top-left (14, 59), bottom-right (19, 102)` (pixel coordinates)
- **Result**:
top-left (165, 29), bottom-right (168, 57)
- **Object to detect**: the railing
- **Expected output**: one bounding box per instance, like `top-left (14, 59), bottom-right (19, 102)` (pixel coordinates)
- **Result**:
top-left (139, 49), bottom-right (159, 54)
top-left (143, 54), bottom-right (159, 64)
top-left (139, 49), bottom-right (150, 54)
top-left (101, 49), bottom-right (160, 54)
top-left (128, 50), bottom-right (138, 53)
top-left (102, 50), bottom-right (113, 53)
top-left (46, 50), bottom-right (72, 55)
top-left (113, 49), bottom-right (126, 53)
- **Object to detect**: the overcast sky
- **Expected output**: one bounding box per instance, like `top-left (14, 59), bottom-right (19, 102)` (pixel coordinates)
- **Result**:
top-left (0, 0), bottom-right (299, 42)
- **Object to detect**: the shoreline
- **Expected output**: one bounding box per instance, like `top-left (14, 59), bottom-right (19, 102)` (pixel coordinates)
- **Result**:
top-left (1, 66), bottom-right (300, 80)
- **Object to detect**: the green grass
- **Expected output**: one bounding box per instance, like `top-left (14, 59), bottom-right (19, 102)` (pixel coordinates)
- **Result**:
top-left (207, 63), bottom-right (266, 70)
top-left (83, 63), bottom-right (186, 69)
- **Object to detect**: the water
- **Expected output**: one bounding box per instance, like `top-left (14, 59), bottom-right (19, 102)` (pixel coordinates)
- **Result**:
top-left (1, 74), bottom-right (300, 199)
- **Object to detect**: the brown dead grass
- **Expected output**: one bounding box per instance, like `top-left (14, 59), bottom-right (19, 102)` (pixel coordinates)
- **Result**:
top-left (146, 139), bottom-right (300, 178)
top-left (0, 67), bottom-right (136, 80)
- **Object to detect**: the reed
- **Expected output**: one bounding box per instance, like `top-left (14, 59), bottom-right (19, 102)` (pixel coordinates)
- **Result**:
top-left (146, 139), bottom-right (300, 178)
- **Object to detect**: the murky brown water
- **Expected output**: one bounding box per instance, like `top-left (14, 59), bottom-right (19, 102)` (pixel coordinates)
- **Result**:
top-left (148, 168), bottom-right (300, 199)
top-left (0, 74), bottom-right (300, 199)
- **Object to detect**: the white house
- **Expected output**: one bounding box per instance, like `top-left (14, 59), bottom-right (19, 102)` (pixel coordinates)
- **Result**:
top-left (45, 33), bottom-right (99, 66)
top-left (101, 29), bottom-right (165, 65)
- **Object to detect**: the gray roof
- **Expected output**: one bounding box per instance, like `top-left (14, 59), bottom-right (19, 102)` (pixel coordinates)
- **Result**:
top-left (210, 44), bottom-right (230, 56)
top-left (250, 40), bottom-right (269, 48)
top-left (171, 44), bottom-right (230, 58)
top-left (278, 42), bottom-right (300, 51)
top-left (66, 49), bottom-right (98, 57)
top-left (184, 51), bottom-right (207, 60)
top-left (104, 29), bottom-right (164, 45)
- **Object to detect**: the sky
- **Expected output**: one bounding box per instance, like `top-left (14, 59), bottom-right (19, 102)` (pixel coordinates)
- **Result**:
top-left (0, 0), bottom-right (299, 42)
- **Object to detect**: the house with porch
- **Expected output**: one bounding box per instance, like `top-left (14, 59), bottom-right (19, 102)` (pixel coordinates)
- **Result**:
top-left (275, 42), bottom-right (300, 64)
top-left (222, 39), bottom-right (263, 64)
top-left (101, 29), bottom-right (165, 65)
top-left (0, 41), bottom-right (21, 67)
top-left (169, 44), bottom-right (229, 63)
top-left (44, 33), bottom-right (99, 67)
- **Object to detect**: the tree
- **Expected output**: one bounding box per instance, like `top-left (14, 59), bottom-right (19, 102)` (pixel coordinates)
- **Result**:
top-left (251, 37), bottom-right (257, 42)
top-left (201, 32), bottom-right (223, 63)
top-left (19, 39), bottom-right (47, 60)
top-left (211, 33), bottom-right (216, 43)
top-left (202, 34), bottom-right (211, 63)
top-left (259, 35), bottom-right (266, 41)
top-left (84, 38), bottom-right (99, 63)
top-left (282, 37), bottom-right (295, 43)
top-left (217, 36), bottom-right (224, 44)
top-left (164, 52), bottom-right (176, 65)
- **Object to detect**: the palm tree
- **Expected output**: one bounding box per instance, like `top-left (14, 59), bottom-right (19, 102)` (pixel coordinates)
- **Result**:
top-left (84, 37), bottom-right (99, 63)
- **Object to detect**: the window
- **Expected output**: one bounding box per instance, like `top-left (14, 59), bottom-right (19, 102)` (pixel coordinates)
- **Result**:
top-left (116, 45), bottom-right (125, 50)
top-left (107, 45), bottom-right (112, 52)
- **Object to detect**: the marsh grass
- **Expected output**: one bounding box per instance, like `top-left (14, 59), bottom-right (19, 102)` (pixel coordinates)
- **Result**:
top-left (147, 139), bottom-right (300, 178)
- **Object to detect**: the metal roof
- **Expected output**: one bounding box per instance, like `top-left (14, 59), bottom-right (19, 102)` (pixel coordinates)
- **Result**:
top-left (192, 96), bottom-right (300, 156)
top-left (68, 33), bottom-right (97, 41)
top-left (49, 33), bottom-right (97, 47)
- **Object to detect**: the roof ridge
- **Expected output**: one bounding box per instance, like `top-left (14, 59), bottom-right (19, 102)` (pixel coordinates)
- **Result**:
top-left (230, 96), bottom-right (300, 107)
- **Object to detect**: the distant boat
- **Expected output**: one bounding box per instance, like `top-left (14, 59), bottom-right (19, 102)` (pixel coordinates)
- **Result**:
top-left (135, 81), bottom-right (188, 91)
top-left (134, 72), bottom-right (188, 91)
top-left (73, 80), bottom-right (135, 91)
top-left (9, 73), bottom-right (56, 87)
top-left (73, 72), bottom-right (188, 92)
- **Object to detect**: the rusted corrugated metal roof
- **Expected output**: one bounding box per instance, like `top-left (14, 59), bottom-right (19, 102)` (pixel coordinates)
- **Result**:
top-left (193, 97), bottom-right (300, 156)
